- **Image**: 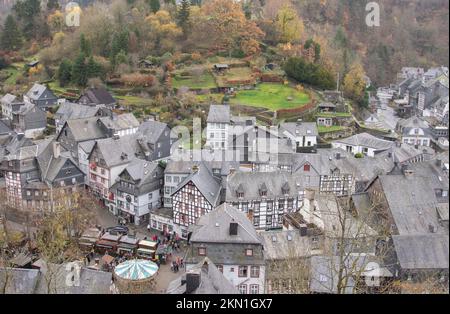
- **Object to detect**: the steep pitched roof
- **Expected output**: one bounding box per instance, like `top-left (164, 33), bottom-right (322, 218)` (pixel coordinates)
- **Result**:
top-left (167, 257), bottom-right (239, 294)
top-left (60, 117), bottom-right (106, 142)
top-left (172, 163), bottom-right (221, 206)
top-left (80, 87), bottom-right (116, 106)
top-left (378, 175), bottom-right (443, 235)
top-left (226, 171), bottom-right (303, 201)
top-left (91, 134), bottom-right (140, 168)
top-left (280, 122), bottom-right (318, 137)
top-left (25, 83), bottom-right (55, 101)
top-left (392, 234), bottom-right (449, 270)
top-left (207, 105), bottom-right (230, 123)
top-left (98, 113), bottom-right (139, 131)
top-left (55, 102), bottom-right (100, 122)
top-left (190, 203), bottom-right (262, 244)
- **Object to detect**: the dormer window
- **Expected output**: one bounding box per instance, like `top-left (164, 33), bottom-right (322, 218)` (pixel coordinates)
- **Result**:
top-left (237, 192), bottom-right (244, 198)
top-left (304, 164), bottom-right (310, 172)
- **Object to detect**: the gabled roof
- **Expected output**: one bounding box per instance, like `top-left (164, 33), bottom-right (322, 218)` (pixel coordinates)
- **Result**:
top-left (138, 120), bottom-right (171, 144)
top-left (90, 134), bottom-right (140, 168)
top-left (167, 257), bottom-right (238, 294)
top-left (25, 83), bottom-right (55, 101)
top-left (207, 105), bottom-right (230, 123)
top-left (0, 119), bottom-right (12, 134)
top-left (55, 102), bottom-right (101, 122)
top-left (172, 163), bottom-right (221, 206)
top-left (59, 117), bottom-right (106, 143)
top-left (397, 116), bottom-right (429, 130)
top-left (190, 203), bottom-right (262, 244)
top-left (260, 230), bottom-right (314, 260)
top-left (226, 171), bottom-right (303, 202)
top-left (378, 174), bottom-right (443, 235)
top-left (80, 87), bottom-right (116, 106)
top-left (98, 113), bottom-right (139, 131)
top-left (1, 93), bottom-right (17, 104)
top-left (392, 234), bottom-right (449, 270)
top-left (333, 133), bottom-right (393, 151)
top-left (0, 268), bottom-right (40, 294)
top-left (280, 122), bottom-right (318, 137)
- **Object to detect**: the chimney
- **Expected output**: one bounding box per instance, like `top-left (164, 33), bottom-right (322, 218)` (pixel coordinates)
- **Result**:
top-left (229, 221), bottom-right (238, 236)
top-left (185, 271), bottom-right (201, 294)
top-left (335, 153), bottom-right (341, 160)
top-left (17, 133), bottom-right (24, 141)
top-left (299, 224), bottom-right (308, 236)
top-left (436, 158), bottom-right (442, 168)
top-left (53, 141), bottom-right (61, 159)
top-left (229, 167), bottom-right (236, 175)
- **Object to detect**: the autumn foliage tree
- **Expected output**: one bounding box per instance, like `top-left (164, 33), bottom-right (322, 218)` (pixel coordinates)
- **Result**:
top-left (194, 0), bottom-right (264, 57)
top-left (343, 62), bottom-right (367, 105)
top-left (275, 4), bottom-right (304, 44)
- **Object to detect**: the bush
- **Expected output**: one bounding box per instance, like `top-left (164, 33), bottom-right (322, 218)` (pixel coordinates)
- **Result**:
top-left (354, 153), bottom-right (364, 158)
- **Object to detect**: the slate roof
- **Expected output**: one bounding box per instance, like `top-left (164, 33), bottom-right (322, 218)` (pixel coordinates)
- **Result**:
top-left (98, 113), bottom-right (139, 131)
top-left (226, 171), bottom-right (303, 202)
top-left (36, 141), bottom-right (80, 183)
top-left (80, 87), bottom-right (116, 106)
top-left (0, 119), bottom-right (12, 134)
top-left (0, 268), bottom-right (40, 294)
top-left (91, 134), bottom-right (140, 167)
top-left (0, 135), bottom-right (48, 161)
top-left (172, 163), bottom-right (221, 206)
top-left (309, 255), bottom-right (392, 294)
top-left (207, 105), bottom-right (230, 123)
top-left (397, 116), bottom-right (429, 130)
top-left (111, 159), bottom-right (162, 195)
top-left (190, 203), bottom-right (262, 244)
top-left (55, 102), bottom-right (100, 122)
top-left (260, 230), bottom-right (315, 260)
top-left (26, 83), bottom-right (52, 101)
top-left (280, 122), bottom-right (318, 137)
top-left (378, 175), bottom-right (443, 235)
top-left (167, 257), bottom-right (238, 294)
top-left (1, 93), bottom-right (17, 104)
top-left (61, 117), bottom-right (106, 143)
top-left (333, 133), bottom-right (394, 151)
top-left (138, 120), bottom-right (172, 144)
top-left (15, 101), bottom-right (43, 116)
top-left (392, 234), bottom-right (449, 270)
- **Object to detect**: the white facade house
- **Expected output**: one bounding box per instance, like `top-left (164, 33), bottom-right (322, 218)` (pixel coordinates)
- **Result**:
top-left (206, 105), bottom-right (231, 150)
top-left (280, 122), bottom-right (318, 152)
top-left (396, 117), bottom-right (432, 147)
top-left (331, 133), bottom-right (394, 157)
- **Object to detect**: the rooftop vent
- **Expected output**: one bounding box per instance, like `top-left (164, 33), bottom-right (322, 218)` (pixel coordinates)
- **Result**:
top-left (272, 235), bottom-right (277, 242)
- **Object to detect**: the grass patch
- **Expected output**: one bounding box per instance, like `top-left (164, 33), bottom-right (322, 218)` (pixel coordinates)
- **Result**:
top-left (230, 83), bottom-right (310, 110)
top-left (116, 95), bottom-right (154, 107)
top-left (215, 67), bottom-right (255, 87)
top-left (318, 125), bottom-right (346, 133)
top-left (196, 93), bottom-right (223, 104)
top-left (172, 71), bottom-right (217, 90)
top-left (2, 66), bottom-right (20, 85)
top-left (316, 112), bottom-right (352, 118)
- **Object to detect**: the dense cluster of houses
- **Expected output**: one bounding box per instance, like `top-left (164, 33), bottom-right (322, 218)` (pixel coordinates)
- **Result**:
top-left (0, 80), bottom-right (449, 294)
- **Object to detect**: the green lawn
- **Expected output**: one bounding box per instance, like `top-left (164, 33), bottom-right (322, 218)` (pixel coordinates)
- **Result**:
top-left (116, 95), bottom-right (154, 107)
top-left (172, 71), bottom-right (217, 90)
top-left (318, 125), bottom-right (346, 133)
top-left (316, 112), bottom-right (352, 118)
top-left (2, 66), bottom-right (20, 85)
top-left (230, 83), bottom-right (310, 110)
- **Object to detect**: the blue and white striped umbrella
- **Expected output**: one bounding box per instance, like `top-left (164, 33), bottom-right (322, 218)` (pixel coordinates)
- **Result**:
top-left (114, 259), bottom-right (159, 280)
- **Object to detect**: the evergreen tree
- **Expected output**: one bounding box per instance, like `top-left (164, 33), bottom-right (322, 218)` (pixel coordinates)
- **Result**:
top-left (47, 0), bottom-right (60, 11)
top-left (0, 15), bottom-right (22, 51)
top-left (71, 53), bottom-right (87, 87)
top-left (58, 59), bottom-right (72, 87)
top-left (86, 56), bottom-right (102, 79)
top-left (80, 33), bottom-right (92, 57)
top-left (13, 0), bottom-right (41, 39)
top-left (177, 0), bottom-right (191, 37)
top-left (149, 0), bottom-right (160, 13)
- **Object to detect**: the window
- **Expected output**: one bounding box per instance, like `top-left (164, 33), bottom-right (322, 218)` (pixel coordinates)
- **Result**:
top-left (304, 164), bottom-right (310, 172)
top-left (217, 265), bottom-right (223, 273)
top-left (250, 266), bottom-right (260, 278)
top-left (250, 284), bottom-right (259, 294)
top-left (27, 191), bottom-right (31, 196)
top-left (166, 176), bottom-right (172, 183)
top-left (245, 249), bottom-right (253, 257)
top-left (267, 202), bottom-right (273, 212)
top-left (238, 266), bottom-right (248, 277)
top-left (198, 247), bottom-right (206, 256)
top-left (254, 202), bottom-right (260, 212)
top-left (238, 284), bottom-right (247, 294)
top-left (148, 193), bottom-right (153, 200)
top-left (266, 215), bottom-right (272, 226)
top-left (72, 178), bottom-right (77, 184)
